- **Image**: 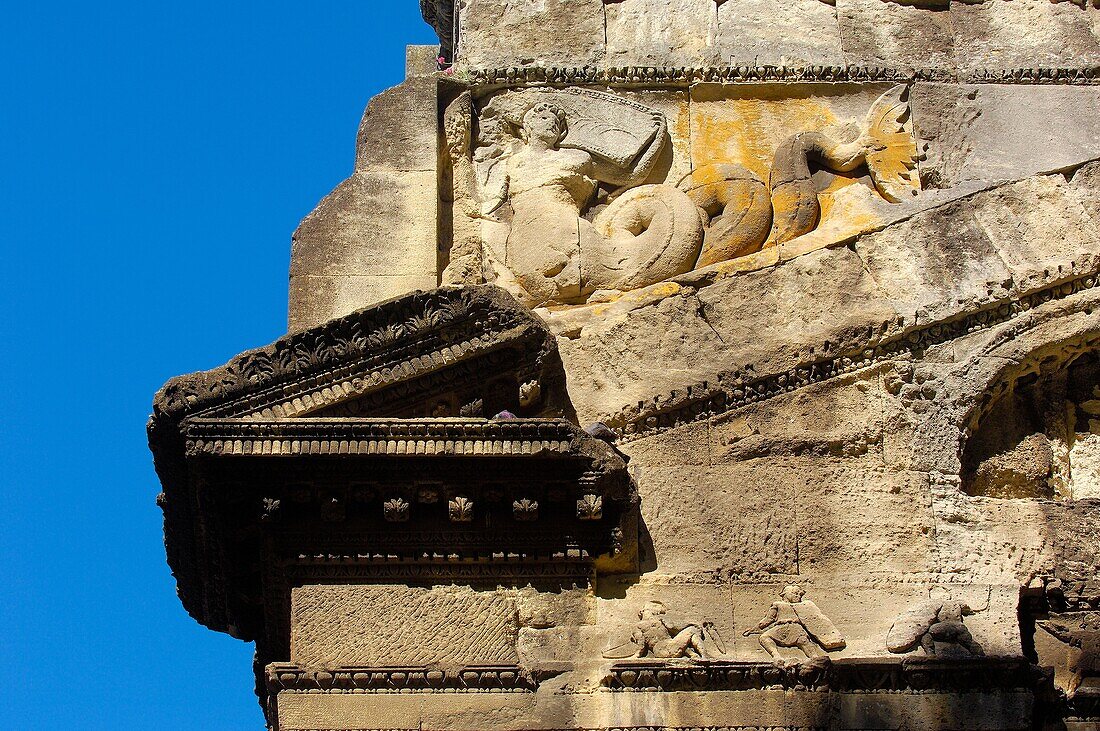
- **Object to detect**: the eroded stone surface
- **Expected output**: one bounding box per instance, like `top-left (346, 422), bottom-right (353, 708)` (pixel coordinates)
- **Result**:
top-left (716, 0), bottom-right (845, 67)
top-left (605, 0), bottom-right (719, 66)
top-left (291, 585), bottom-right (521, 666)
top-left (456, 0), bottom-right (605, 68)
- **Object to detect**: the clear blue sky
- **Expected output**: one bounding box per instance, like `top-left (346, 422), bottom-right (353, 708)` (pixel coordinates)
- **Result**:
top-left (0, 4), bottom-right (438, 728)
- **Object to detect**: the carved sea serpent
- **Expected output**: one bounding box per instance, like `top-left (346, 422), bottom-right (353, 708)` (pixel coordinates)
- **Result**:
top-left (770, 130), bottom-right (868, 245)
top-left (590, 184), bottom-right (704, 292)
top-left (679, 86), bottom-right (920, 265)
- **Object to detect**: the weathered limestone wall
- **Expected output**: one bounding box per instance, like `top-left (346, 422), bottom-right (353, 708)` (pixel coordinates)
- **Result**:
top-left (453, 0), bottom-right (1100, 72)
top-left (287, 47), bottom-right (441, 331)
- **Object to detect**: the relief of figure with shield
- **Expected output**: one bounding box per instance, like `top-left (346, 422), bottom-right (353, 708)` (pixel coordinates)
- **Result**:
top-left (442, 86), bottom-right (920, 309)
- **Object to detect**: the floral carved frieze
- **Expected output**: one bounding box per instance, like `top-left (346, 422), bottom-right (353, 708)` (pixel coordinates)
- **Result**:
top-left (267, 663), bottom-right (538, 693)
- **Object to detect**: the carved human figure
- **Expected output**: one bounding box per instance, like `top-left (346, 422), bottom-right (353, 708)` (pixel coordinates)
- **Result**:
top-left (480, 99), bottom-right (701, 306)
top-left (887, 587), bottom-right (988, 657)
top-left (629, 601), bottom-right (711, 660)
top-left (743, 585), bottom-right (846, 666)
top-left (467, 87), bottom-right (920, 307)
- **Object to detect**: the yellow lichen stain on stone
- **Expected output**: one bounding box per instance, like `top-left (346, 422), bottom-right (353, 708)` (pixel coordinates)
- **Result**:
top-left (690, 87), bottom-right (842, 184)
top-left (779, 186), bottom-right (884, 261)
top-left (673, 99), bottom-right (692, 163)
top-left (643, 281), bottom-right (683, 301)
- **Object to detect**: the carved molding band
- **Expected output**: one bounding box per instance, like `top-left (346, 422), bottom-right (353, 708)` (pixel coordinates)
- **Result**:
top-left (184, 418), bottom-right (578, 458)
top-left (150, 287), bottom-right (555, 428)
top-left (607, 269), bottom-right (1100, 442)
top-left (267, 663), bottom-right (536, 693)
top-left (605, 657), bottom-right (1035, 693)
top-left (461, 65), bottom-right (1100, 88)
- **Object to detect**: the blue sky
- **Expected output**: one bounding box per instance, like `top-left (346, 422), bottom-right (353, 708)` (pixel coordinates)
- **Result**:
top-left (0, 4), bottom-right (438, 727)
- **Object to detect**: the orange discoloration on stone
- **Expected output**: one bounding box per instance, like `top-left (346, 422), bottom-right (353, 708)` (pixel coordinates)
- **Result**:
top-left (690, 86), bottom-right (843, 184)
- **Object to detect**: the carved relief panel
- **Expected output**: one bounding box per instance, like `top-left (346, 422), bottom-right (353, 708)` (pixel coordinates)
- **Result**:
top-left (443, 84), bottom-right (921, 310)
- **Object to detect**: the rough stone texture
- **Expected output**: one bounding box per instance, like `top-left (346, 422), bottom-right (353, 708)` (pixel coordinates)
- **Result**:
top-left (157, 3), bottom-right (1100, 730)
top-left (716, 0), bottom-right (845, 67)
top-left (456, 0), bottom-right (605, 68)
top-left (288, 170), bottom-right (438, 329)
top-left (605, 0), bottom-right (719, 67)
top-left (912, 84), bottom-right (1100, 188)
top-left (291, 585), bottom-right (520, 666)
top-left (951, 0), bottom-right (1100, 73)
top-left (836, 0), bottom-right (959, 71)
top-left (447, 0), bottom-right (1100, 73)
top-left (287, 75), bottom-right (439, 331)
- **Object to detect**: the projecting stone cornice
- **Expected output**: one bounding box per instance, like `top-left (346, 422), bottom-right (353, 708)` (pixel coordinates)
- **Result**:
top-left (149, 285), bottom-right (633, 646)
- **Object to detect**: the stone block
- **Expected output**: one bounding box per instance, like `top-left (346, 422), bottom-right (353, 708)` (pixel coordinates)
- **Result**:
top-left (836, 0), bottom-right (956, 71)
top-left (290, 584), bottom-right (520, 666)
top-left (634, 462), bottom-right (800, 576)
top-left (930, 486), bottom-right (1053, 583)
top-left (276, 693), bottom-right (423, 731)
top-left (456, 0), bottom-right (605, 68)
top-left (605, 0), bottom-right (719, 66)
top-left (912, 84), bottom-right (1100, 189)
top-left (952, 0), bottom-right (1100, 73)
top-left (838, 690), bottom-right (1033, 730)
top-left (290, 171), bottom-right (438, 277)
top-left (581, 688), bottom-right (835, 728)
top-left (716, 0), bottom-right (845, 67)
top-left (287, 169), bottom-right (438, 329)
top-left (970, 175), bottom-right (1098, 288)
top-left (558, 243), bottom-right (894, 424)
top-left (853, 193), bottom-right (1015, 320)
top-left (287, 273), bottom-right (437, 332)
top-left (354, 76), bottom-right (438, 172)
top-left (1069, 159), bottom-right (1100, 223)
top-left (405, 44), bottom-right (440, 78)
top-left (795, 465), bottom-right (937, 576)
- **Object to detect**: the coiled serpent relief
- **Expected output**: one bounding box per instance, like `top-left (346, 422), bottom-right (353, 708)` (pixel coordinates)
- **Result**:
top-left (444, 87), bottom-right (919, 308)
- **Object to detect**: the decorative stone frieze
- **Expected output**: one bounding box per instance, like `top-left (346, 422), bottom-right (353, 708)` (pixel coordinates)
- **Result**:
top-left (604, 656), bottom-right (1035, 692)
top-left (461, 64), bottom-right (1100, 87)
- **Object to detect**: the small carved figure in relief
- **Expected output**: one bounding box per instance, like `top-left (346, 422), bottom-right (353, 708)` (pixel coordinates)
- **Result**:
top-left (605, 600), bottom-right (723, 660)
top-left (887, 587), bottom-right (989, 657)
top-left (479, 98), bottom-right (695, 303)
top-left (743, 585), bottom-right (846, 666)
